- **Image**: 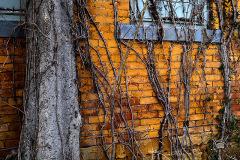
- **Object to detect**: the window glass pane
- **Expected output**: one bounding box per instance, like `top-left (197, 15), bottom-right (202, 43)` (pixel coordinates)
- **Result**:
top-left (0, 0), bottom-right (25, 21)
top-left (0, 0), bottom-right (21, 10)
top-left (137, 0), bottom-right (152, 21)
top-left (159, 0), bottom-right (192, 19)
top-left (133, 0), bottom-right (207, 26)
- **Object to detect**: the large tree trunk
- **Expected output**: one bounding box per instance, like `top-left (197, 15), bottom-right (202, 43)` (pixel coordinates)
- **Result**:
top-left (19, 0), bottom-right (81, 159)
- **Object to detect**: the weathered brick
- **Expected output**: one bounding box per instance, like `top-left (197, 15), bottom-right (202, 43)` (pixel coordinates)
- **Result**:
top-left (137, 111), bottom-right (158, 119)
top-left (0, 73), bottom-right (13, 81)
top-left (129, 105), bottom-right (148, 113)
top-left (0, 124), bottom-right (8, 132)
top-left (0, 56), bottom-right (11, 63)
top-left (81, 139), bottom-right (97, 147)
top-left (140, 97), bottom-right (158, 104)
top-left (140, 118), bottom-right (161, 125)
top-left (148, 131), bottom-right (159, 138)
top-left (5, 139), bottom-right (19, 148)
top-left (0, 131), bottom-right (20, 140)
top-left (8, 123), bottom-right (20, 131)
top-left (0, 107), bottom-right (17, 115)
top-left (14, 72), bottom-right (25, 80)
top-left (148, 104), bottom-right (163, 111)
top-left (89, 115), bottom-right (107, 123)
top-left (190, 114), bottom-right (204, 121)
top-left (0, 114), bottom-right (20, 123)
top-left (118, 2), bottom-right (129, 10)
top-left (0, 141), bottom-right (4, 148)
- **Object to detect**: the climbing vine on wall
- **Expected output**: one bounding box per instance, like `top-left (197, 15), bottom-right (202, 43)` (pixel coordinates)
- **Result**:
top-left (73, 0), bottom-right (240, 159)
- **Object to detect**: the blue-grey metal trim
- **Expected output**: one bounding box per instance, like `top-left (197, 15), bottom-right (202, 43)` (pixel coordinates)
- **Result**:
top-left (0, 20), bottom-right (24, 37)
top-left (117, 23), bottom-right (221, 43)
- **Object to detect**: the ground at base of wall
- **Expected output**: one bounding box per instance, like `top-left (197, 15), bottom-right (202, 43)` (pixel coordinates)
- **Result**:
top-left (80, 137), bottom-right (206, 160)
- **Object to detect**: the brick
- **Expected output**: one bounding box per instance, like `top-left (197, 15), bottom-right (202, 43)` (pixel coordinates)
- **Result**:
top-left (138, 84), bottom-right (153, 90)
top-left (213, 81), bottom-right (224, 87)
top-left (16, 98), bottom-right (22, 105)
top-left (8, 98), bottom-right (17, 106)
top-left (5, 139), bottom-right (19, 148)
top-left (132, 90), bottom-right (153, 98)
top-left (0, 114), bottom-right (20, 123)
top-left (137, 111), bottom-right (158, 119)
top-left (102, 1), bottom-right (113, 8)
top-left (115, 113), bottom-right (137, 121)
top-left (86, 93), bottom-right (99, 101)
top-left (206, 62), bottom-right (221, 68)
top-left (156, 62), bottom-right (168, 68)
top-left (0, 64), bottom-right (13, 71)
top-left (0, 56), bottom-right (11, 63)
top-left (231, 105), bottom-right (240, 111)
top-left (0, 131), bottom-right (20, 140)
top-left (107, 10), bottom-right (114, 17)
top-left (149, 124), bottom-right (161, 130)
top-left (116, 98), bottom-right (139, 106)
top-left (14, 56), bottom-right (25, 63)
top-left (117, 10), bottom-right (129, 17)
top-left (135, 125), bottom-right (149, 131)
top-left (190, 114), bottom-right (204, 121)
top-left (125, 119), bottom-right (140, 128)
top-left (82, 109), bottom-right (98, 116)
top-left (148, 131), bottom-right (159, 138)
top-left (126, 62), bottom-right (146, 69)
top-left (0, 141), bottom-right (3, 148)
top-left (105, 16), bottom-right (114, 23)
top-left (148, 104), bottom-right (163, 111)
top-left (130, 105), bottom-right (148, 112)
top-left (126, 84), bottom-right (139, 91)
top-left (172, 62), bottom-right (181, 68)
top-left (118, 2), bottom-right (129, 10)
top-left (0, 107), bottom-right (17, 114)
top-left (88, 7), bottom-right (108, 16)
top-left (212, 68), bottom-right (221, 74)
top-left (170, 96), bottom-right (178, 102)
top-left (82, 124), bottom-right (98, 131)
top-left (0, 124), bottom-right (8, 132)
top-left (140, 97), bottom-right (158, 104)
top-left (81, 139), bottom-right (97, 147)
top-left (158, 111), bottom-right (165, 117)
top-left (14, 72), bottom-right (25, 80)
top-left (94, 16), bottom-right (106, 23)
top-left (205, 75), bottom-right (222, 81)
top-left (8, 123), bottom-right (20, 131)
top-left (14, 81), bottom-right (24, 88)
top-left (0, 149), bottom-right (12, 157)
top-left (89, 115), bottom-right (107, 123)
top-left (89, 40), bottom-right (99, 48)
top-left (16, 90), bottom-right (23, 96)
top-left (137, 70), bottom-right (149, 76)
top-left (0, 81), bottom-right (13, 89)
top-left (140, 118), bottom-right (161, 125)
top-left (0, 89), bottom-right (13, 97)
top-left (0, 73), bottom-right (13, 81)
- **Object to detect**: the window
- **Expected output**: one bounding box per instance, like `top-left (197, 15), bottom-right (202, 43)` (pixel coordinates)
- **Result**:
top-left (131, 0), bottom-right (208, 26)
top-left (117, 0), bottom-right (220, 43)
top-left (0, 0), bottom-right (25, 37)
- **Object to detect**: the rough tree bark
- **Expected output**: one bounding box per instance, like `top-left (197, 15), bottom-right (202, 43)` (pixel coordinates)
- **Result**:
top-left (19, 0), bottom-right (81, 159)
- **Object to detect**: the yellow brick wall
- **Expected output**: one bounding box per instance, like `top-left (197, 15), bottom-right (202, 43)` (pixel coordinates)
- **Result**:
top-left (0, 0), bottom-right (239, 159)
top-left (0, 38), bottom-right (25, 158)
top-left (78, 0), bottom-right (240, 159)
